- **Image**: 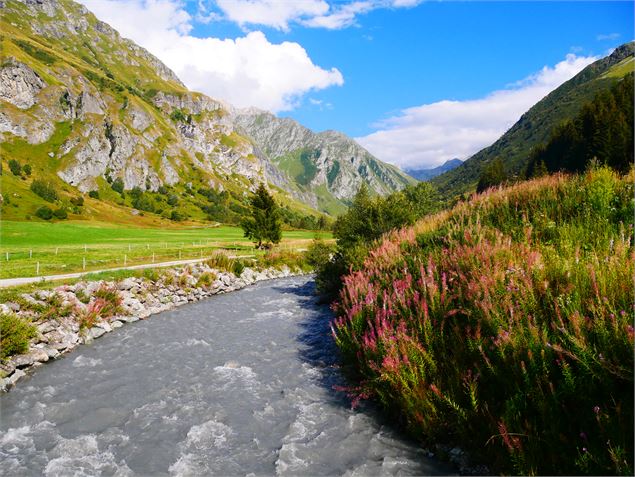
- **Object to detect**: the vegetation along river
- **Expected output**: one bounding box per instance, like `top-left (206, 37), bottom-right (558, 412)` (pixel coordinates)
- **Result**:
top-left (0, 276), bottom-right (452, 476)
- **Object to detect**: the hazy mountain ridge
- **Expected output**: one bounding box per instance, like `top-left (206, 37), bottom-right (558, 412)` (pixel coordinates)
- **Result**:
top-left (405, 158), bottom-right (463, 181)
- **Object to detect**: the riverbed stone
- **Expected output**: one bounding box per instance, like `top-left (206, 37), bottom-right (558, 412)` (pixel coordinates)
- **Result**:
top-left (111, 320), bottom-right (123, 329)
top-left (37, 320), bottom-right (57, 334)
top-left (89, 326), bottom-right (106, 339)
top-left (12, 349), bottom-right (49, 368)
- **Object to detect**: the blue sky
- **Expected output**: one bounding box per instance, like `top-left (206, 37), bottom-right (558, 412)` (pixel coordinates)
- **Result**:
top-left (81, 0), bottom-right (633, 168)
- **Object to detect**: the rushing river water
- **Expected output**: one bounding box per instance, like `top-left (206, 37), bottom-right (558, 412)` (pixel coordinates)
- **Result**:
top-left (0, 276), bottom-right (451, 476)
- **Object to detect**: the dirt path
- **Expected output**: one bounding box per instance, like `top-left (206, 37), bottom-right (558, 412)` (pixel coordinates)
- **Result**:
top-left (0, 256), bottom-right (254, 288)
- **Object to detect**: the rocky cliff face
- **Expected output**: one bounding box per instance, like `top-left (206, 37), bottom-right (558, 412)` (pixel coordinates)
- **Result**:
top-left (0, 0), bottom-right (285, 195)
top-left (233, 109), bottom-right (415, 213)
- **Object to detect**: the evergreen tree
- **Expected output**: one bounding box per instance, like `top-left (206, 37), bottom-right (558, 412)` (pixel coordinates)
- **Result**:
top-left (241, 184), bottom-right (281, 249)
top-left (477, 157), bottom-right (507, 192)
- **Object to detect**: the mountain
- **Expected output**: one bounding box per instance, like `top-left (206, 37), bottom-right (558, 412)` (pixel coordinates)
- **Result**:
top-left (0, 0), bottom-right (411, 225)
top-left (432, 42), bottom-right (635, 199)
top-left (405, 158), bottom-right (462, 181)
top-left (233, 108), bottom-right (417, 215)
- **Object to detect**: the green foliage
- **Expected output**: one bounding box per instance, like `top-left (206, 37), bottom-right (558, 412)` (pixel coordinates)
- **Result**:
top-left (167, 193), bottom-right (178, 206)
top-left (14, 39), bottom-right (56, 65)
top-left (0, 313), bottom-right (37, 359)
top-left (170, 210), bottom-right (184, 221)
top-left (333, 169), bottom-right (634, 475)
top-left (52, 208), bottom-right (68, 219)
top-left (316, 181), bottom-right (438, 296)
top-left (476, 157), bottom-right (508, 192)
top-left (30, 179), bottom-right (58, 202)
top-left (170, 108), bottom-right (190, 123)
top-left (22, 164), bottom-right (32, 176)
top-left (35, 205), bottom-right (53, 220)
top-left (241, 184), bottom-right (282, 249)
top-left (88, 190), bottom-right (99, 199)
top-left (8, 159), bottom-right (22, 176)
top-left (527, 74), bottom-right (634, 176)
top-left (70, 196), bottom-right (84, 207)
top-left (111, 177), bottom-right (124, 194)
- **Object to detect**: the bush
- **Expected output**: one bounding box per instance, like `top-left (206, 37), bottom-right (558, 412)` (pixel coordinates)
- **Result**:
top-left (8, 159), bottom-right (21, 176)
top-left (88, 190), bottom-right (100, 199)
top-left (35, 206), bottom-right (53, 220)
top-left (0, 314), bottom-right (37, 359)
top-left (53, 208), bottom-right (68, 219)
top-left (70, 196), bottom-right (84, 207)
top-left (170, 210), bottom-right (184, 221)
top-left (30, 179), bottom-right (58, 202)
top-left (22, 164), bottom-right (32, 176)
top-left (111, 177), bottom-right (124, 194)
top-left (232, 260), bottom-right (245, 276)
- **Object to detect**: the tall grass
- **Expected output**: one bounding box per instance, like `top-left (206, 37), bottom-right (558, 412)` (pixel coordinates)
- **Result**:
top-left (333, 168), bottom-right (634, 475)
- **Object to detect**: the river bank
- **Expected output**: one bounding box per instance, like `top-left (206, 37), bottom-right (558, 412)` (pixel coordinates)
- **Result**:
top-left (0, 262), bottom-right (304, 392)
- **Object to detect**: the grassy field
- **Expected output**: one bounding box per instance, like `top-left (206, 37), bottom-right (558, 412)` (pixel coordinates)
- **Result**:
top-left (0, 220), bottom-right (330, 279)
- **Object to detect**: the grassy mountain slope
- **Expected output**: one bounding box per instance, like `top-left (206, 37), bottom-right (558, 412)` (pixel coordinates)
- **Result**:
top-left (432, 42), bottom-right (634, 199)
top-left (0, 0), bottom-right (326, 226)
top-left (334, 168), bottom-right (634, 475)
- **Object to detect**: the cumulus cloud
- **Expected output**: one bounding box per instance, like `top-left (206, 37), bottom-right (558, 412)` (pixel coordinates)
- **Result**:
top-left (356, 53), bottom-right (597, 170)
top-left (79, 0), bottom-right (343, 111)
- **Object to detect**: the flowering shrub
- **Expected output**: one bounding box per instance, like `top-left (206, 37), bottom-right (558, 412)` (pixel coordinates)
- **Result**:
top-left (333, 169), bottom-right (634, 475)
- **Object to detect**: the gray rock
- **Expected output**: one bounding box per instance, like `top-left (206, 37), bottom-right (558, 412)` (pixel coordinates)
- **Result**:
top-left (12, 349), bottom-right (49, 368)
top-left (89, 327), bottom-right (106, 339)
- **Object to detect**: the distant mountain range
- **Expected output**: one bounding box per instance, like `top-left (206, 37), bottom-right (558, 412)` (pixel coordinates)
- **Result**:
top-left (432, 42), bottom-right (635, 199)
top-left (405, 159), bottom-right (463, 181)
top-left (0, 0), bottom-right (413, 224)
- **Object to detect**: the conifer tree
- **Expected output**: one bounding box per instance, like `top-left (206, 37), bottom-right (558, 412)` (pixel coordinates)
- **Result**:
top-left (241, 184), bottom-right (281, 249)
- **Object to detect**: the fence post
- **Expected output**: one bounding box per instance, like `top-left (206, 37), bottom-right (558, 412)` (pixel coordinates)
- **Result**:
top-left (84, 244), bottom-right (87, 253)
top-left (55, 247), bottom-right (58, 255)
top-left (5, 252), bottom-right (8, 261)
top-left (152, 252), bottom-right (155, 263)
top-left (124, 254), bottom-right (127, 266)
top-left (30, 249), bottom-right (32, 259)
top-left (179, 250), bottom-right (182, 260)
top-left (36, 262), bottom-right (40, 276)
top-left (83, 257), bottom-right (86, 270)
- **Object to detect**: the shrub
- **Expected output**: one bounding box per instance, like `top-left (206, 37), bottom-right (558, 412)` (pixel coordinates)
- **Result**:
top-left (35, 206), bottom-right (53, 220)
top-left (88, 190), bottom-right (100, 199)
top-left (170, 210), bottom-right (184, 221)
top-left (196, 271), bottom-right (217, 288)
top-left (8, 159), bottom-right (22, 176)
top-left (53, 208), bottom-right (68, 219)
top-left (205, 253), bottom-right (234, 272)
top-left (0, 313), bottom-right (37, 359)
top-left (333, 170), bottom-right (634, 475)
top-left (111, 177), bottom-right (124, 194)
top-left (30, 179), bottom-right (58, 202)
top-left (92, 285), bottom-right (123, 318)
top-left (22, 164), bottom-right (32, 176)
top-left (70, 196), bottom-right (84, 207)
top-left (232, 260), bottom-right (245, 276)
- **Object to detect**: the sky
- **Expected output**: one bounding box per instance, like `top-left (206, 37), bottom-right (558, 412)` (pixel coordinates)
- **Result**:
top-left (78, 0), bottom-right (633, 170)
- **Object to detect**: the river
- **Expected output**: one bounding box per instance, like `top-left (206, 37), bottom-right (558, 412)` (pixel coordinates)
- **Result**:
top-left (0, 276), bottom-right (451, 476)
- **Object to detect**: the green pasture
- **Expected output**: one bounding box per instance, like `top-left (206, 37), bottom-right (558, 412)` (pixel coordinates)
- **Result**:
top-left (0, 220), bottom-right (330, 279)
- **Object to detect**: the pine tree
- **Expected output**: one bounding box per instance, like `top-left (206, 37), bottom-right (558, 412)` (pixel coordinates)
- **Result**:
top-left (241, 184), bottom-right (281, 249)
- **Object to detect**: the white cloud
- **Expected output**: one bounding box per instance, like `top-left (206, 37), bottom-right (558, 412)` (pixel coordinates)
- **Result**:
top-left (215, 0), bottom-right (329, 31)
top-left (597, 33), bottom-right (620, 41)
top-left (79, 0), bottom-right (343, 111)
top-left (356, 53), bottom-right (597, 170)
top-left (212, 0), bottom-right (422, 31)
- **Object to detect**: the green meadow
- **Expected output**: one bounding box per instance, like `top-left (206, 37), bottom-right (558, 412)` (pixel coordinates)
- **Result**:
top-left (0, 220), bottom-right (330, 279)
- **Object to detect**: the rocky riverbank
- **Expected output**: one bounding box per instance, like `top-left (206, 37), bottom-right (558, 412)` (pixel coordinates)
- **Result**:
top-left (0, 263), bottom-right (304, 392)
